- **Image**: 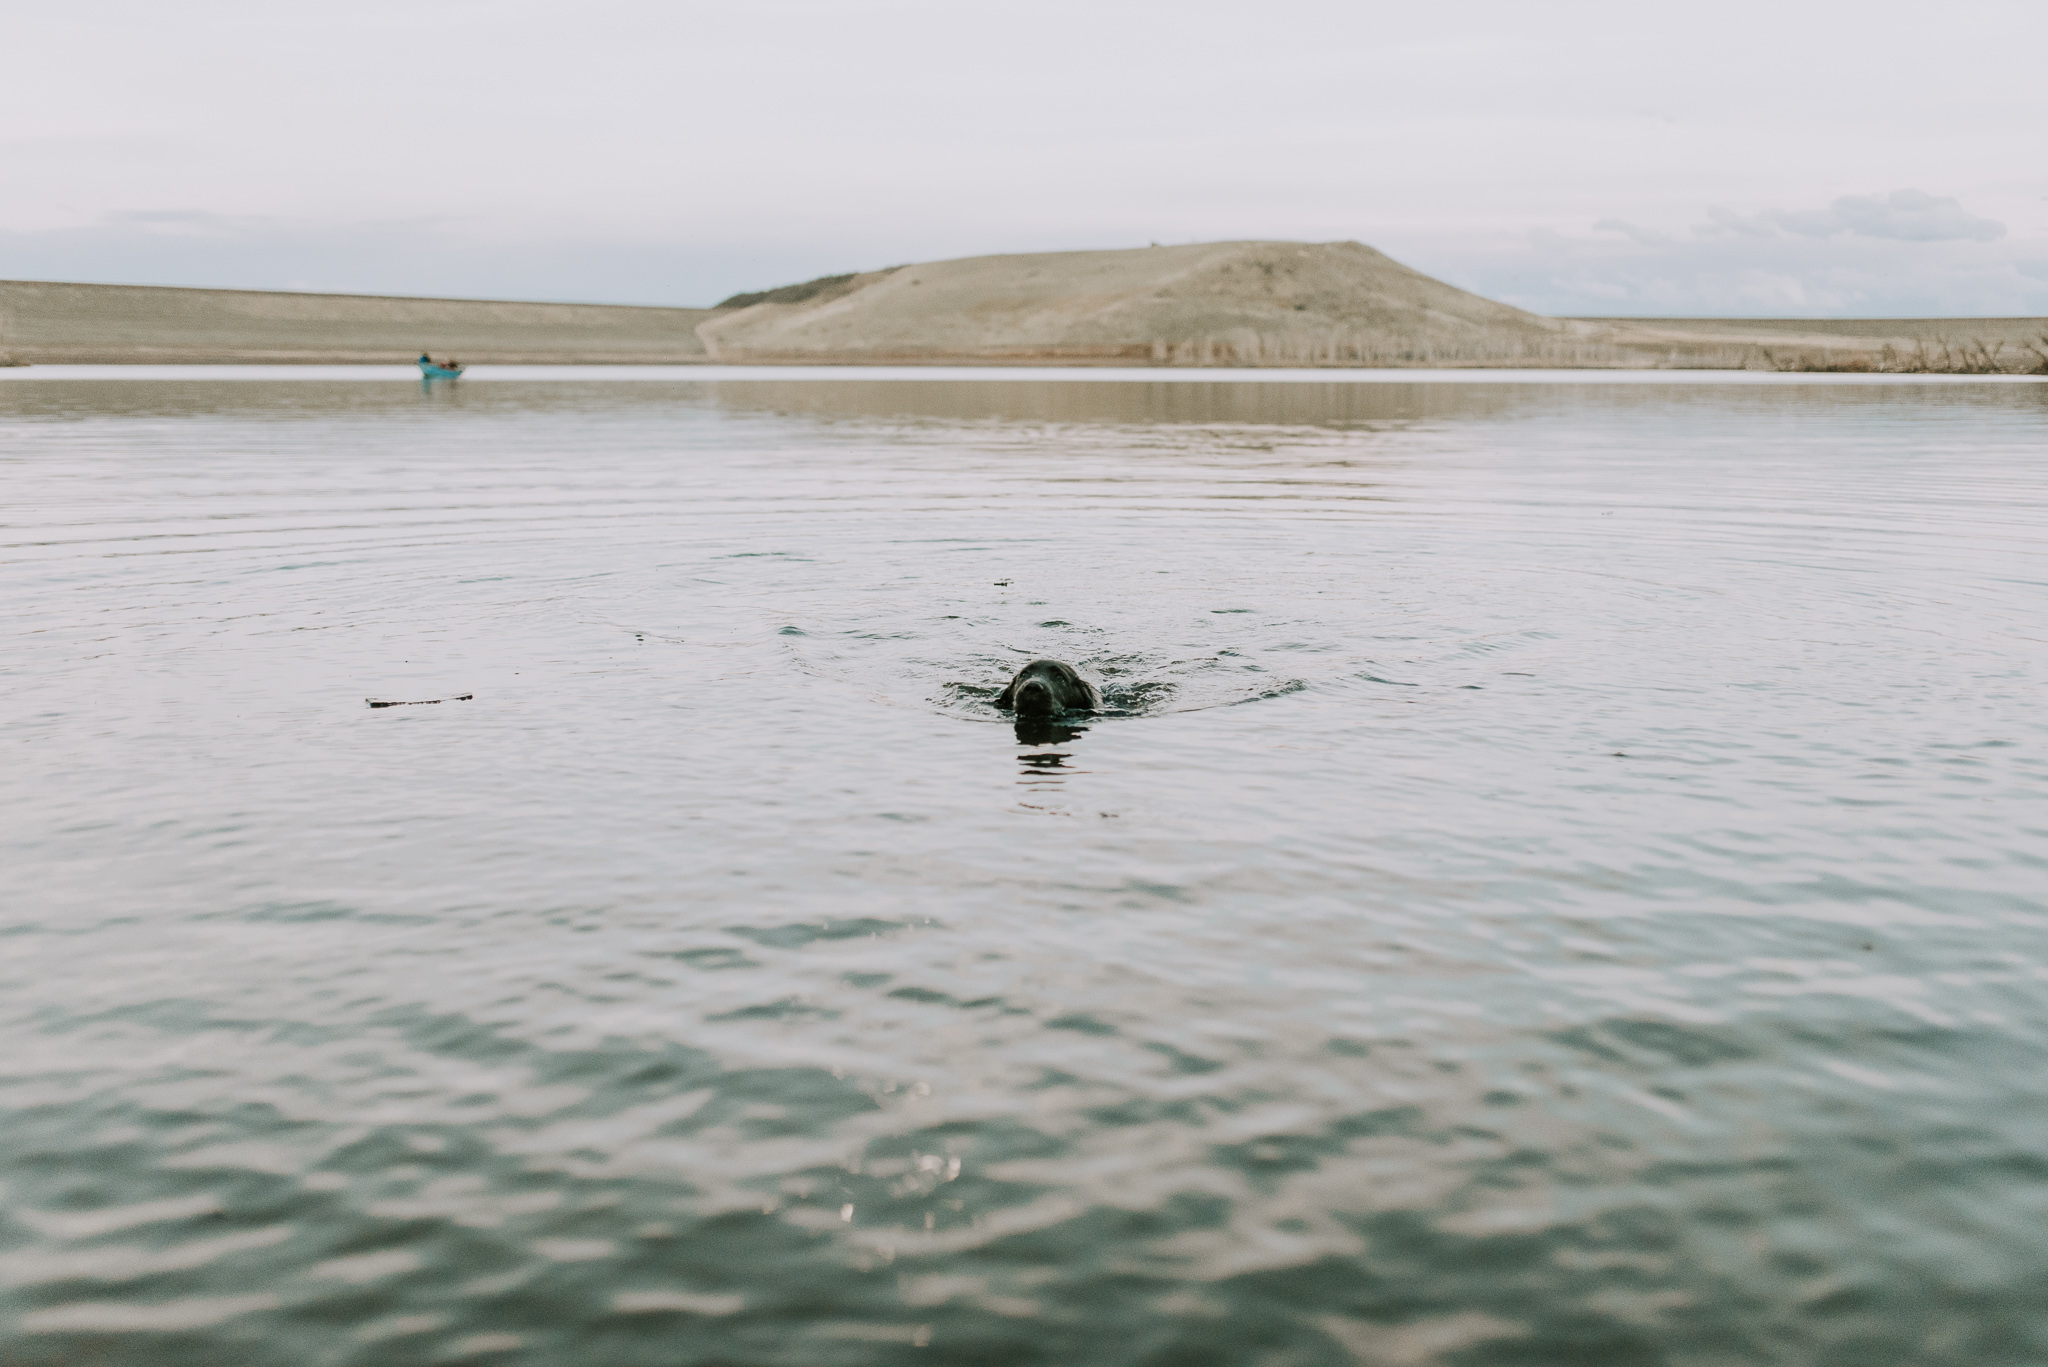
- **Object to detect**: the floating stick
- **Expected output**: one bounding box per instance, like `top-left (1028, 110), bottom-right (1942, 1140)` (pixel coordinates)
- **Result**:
top-left (366, 694), bottom-right (474, 708)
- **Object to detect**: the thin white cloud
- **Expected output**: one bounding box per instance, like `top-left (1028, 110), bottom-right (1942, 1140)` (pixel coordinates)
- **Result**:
top-left (1592, 219), bottom-right (1673, 248)
top-left (1702, 190), bottom-right (2005, 243)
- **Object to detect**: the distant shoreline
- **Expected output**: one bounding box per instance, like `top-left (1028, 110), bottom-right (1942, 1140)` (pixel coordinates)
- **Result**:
top-left (9, 364), bottom-right (2044, 386)
top-left (0, 279), bottom-right (718, 367)
top-left (5, 272), bottom-right (2043, 373)
top-left (1568, 316), bottom-right (2048, 345)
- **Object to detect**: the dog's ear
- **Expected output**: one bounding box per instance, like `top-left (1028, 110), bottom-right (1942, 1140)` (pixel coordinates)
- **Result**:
top-left (1050, 662), bottom-right (1096, 708)
top-left (995, 676), bottom-right (1016, 708)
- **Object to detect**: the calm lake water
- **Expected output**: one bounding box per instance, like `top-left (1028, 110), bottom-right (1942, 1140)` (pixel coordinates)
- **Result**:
top-left (3, 370), bottom-right (2046, 1367)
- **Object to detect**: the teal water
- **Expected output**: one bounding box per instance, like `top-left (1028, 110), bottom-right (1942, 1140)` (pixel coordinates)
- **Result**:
top-left (2, 374), bottom-right (2046, 1366)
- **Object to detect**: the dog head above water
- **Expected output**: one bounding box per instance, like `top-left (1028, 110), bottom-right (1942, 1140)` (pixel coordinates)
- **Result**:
top-left (995, 660), bottom-right (1102, 718)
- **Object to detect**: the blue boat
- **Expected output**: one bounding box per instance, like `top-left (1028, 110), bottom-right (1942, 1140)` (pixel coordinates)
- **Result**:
top-left (417, 355), bottom-right (465, 378)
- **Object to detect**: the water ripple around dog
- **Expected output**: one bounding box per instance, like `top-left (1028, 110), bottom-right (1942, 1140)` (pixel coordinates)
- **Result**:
top-left (3, 375), bottom-right (2047, 1367)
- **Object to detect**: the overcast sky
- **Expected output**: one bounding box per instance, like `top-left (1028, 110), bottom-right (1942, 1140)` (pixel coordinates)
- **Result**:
top-left (5, 0), bottom-right (2044, 315)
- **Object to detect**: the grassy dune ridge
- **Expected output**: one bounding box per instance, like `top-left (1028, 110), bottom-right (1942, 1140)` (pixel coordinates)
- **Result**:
top-left (0, 280), bottom-right (715, 365)
top-left (5, 243), bottom-right (2045, 370)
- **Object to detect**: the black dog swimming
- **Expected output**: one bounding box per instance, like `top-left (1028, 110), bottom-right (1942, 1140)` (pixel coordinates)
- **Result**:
top-left (995, 660), bottom-right (1101, 718)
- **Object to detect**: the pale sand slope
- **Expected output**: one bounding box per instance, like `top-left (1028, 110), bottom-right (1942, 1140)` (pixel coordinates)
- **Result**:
top-left (0, 280), bottom-right (715, 364)
top-left (696, 240), bottom-right (1730, 368)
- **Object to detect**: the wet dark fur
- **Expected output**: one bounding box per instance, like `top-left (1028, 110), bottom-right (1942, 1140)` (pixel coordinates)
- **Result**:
top-left (995, 660), bottom-right (1101, 717)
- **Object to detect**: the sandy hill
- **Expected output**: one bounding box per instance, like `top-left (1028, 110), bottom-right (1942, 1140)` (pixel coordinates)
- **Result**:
top-left (697, 240), bottom-right (1612, 367)
top-left (9, 247), bottom-right (2041, 371)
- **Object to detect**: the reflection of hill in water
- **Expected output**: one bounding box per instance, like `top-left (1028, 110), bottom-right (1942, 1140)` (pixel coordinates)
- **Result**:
top-left (8, 373), bottom-right (2040, 432)
top-left (698, 375), bottom-right (2048, 428)
top-left (9, 373), bottom-right (2043, 443)
top-left (701, 377), bottom-right (1531, 426)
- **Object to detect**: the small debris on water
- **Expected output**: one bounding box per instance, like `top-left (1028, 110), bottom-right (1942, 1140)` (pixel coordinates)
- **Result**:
top-left (993, 580), bottom-right (1011, 586)
top-left (367, 694), bottom-right (474, 708)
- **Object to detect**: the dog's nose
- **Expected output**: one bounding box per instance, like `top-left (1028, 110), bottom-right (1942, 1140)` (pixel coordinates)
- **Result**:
top-left (1015, 679), bottom-right (1054, 715)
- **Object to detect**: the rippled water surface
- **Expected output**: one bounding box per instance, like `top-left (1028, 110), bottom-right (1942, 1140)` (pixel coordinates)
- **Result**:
top-left (4, 371), bottom-right (2047, 1366)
